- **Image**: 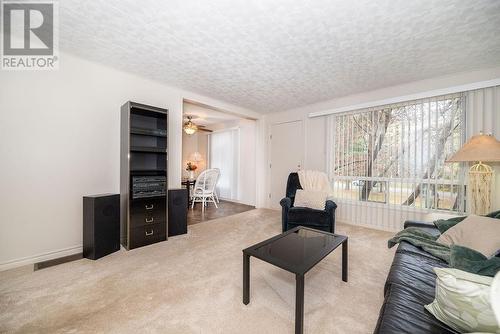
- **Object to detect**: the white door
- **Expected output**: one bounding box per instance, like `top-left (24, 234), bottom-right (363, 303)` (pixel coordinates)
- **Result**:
top-left (270, 120), bottom-right (303, 208)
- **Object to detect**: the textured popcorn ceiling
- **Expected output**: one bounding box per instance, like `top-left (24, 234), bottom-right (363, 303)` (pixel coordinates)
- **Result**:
top-left (183, 102), bottom-right (243, 126)
top-left (60, 0), bottom-right (500, 113)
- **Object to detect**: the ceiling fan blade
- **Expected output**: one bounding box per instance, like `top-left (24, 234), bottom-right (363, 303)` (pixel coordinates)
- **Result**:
top-left (198, 128), bottom-right (213, 133)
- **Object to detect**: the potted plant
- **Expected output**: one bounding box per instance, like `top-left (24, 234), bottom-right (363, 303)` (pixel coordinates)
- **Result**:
top-left (186, 162), bottom-right (197, 179)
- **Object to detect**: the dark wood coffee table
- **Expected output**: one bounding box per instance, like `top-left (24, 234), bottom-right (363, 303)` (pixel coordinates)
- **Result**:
top-left (242, 226), bottom-right (348, 334)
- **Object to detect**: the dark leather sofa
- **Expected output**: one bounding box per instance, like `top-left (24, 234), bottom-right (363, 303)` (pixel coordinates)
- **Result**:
top-left (374, 220), bottom-right (458, 334)
top-left (280, 172), bottom-right (337, 233)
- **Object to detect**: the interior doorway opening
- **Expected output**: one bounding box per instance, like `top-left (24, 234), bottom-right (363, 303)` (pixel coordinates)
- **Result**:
top-left (182, 99), bottom-right (257, 225)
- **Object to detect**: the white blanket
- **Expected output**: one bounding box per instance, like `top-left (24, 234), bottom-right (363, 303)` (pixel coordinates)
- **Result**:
top-left (298, 170), bottom-right (332, 194)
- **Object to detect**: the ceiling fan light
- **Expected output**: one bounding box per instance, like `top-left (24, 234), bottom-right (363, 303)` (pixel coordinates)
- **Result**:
top-left (183, 121), bottom-right (198, 135)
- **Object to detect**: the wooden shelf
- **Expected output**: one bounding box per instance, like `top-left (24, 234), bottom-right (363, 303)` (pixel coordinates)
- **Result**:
top-left (130, 146), bottom-right (167, 154)
top-left (121, 101), bottom-right (168, 250)
top-left (131, 127), bottom-right (167, 137)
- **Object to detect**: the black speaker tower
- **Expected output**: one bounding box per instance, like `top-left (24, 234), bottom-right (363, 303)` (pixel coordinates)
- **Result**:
top-left (83, 194), bottom-right (120, 260)
top-left (168, 189), bottom-right (188, 237)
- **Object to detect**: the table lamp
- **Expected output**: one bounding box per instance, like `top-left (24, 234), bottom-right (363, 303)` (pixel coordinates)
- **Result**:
top-left (190, 152), bottom-right (202, 163)
top-left (447, 133), bottom-right (500, 214)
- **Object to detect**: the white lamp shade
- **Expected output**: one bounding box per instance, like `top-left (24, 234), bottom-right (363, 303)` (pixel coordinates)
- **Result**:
top-left (447, 134), bottom-right (500, 162)
top-left (190, 152), bottom-right (202, 162)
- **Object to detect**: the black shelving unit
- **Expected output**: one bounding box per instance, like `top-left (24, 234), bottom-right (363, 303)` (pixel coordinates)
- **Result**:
top-left (130, 127), bottom-right (167, 137)
top-left (130, 146), bottom-right (167, 153)
top-left (120, 101), bottom-right (168, 250)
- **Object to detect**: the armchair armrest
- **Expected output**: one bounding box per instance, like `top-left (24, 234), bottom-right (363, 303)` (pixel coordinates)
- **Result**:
top-left (325, 200), bottom-right (337, 212)
top-left (325, 200), bottom-right (337, 233)
top-left (280, 197), bottom-right (292, 208)
top-left (280, 197), bottom-right (292, 232)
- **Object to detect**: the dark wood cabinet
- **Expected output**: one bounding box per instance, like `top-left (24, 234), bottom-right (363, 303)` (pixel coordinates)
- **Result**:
top-left (120, 101), bottom-right (168, 250)
top-left (130, 197), bottom-right (167, 228)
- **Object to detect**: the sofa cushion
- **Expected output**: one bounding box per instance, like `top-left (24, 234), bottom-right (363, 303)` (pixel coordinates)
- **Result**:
top-left (396, 241), bottom-right (444, 262)
top-left (384, 245), bottom-right (448, 297)
top-left (375, 283), bottom-right (458, 334)
top-left (437, 215), bottom-right (500, 258)
top-left (425, 268), bottom-right (498, 334)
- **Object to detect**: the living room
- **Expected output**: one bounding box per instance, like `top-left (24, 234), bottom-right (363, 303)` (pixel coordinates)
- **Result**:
top-left (1, 1), bottom-right (499, 333)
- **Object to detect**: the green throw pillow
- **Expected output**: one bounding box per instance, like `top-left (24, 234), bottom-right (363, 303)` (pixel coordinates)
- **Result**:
top-left (450, 245), bottom-right (500, 277)
top-left (425, 268), bottom-right (499, 333)
top-left (434, 210), bottom-right (500, 234)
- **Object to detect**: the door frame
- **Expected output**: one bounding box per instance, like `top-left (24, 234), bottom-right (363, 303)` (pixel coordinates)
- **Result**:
top-left (267, 119), bottom-right (305, 209)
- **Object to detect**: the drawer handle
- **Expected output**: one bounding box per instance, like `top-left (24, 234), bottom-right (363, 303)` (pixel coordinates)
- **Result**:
top-left (145, 204), bottom-right (154, 210)
top-left (145, 230), bottom-right (154, 236)
top-left (145, 217), bottom-right (154, 223)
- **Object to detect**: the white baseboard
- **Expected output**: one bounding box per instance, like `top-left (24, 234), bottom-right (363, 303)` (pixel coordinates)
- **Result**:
top-left (0, 245), bottom-right (83, 272)
top-left (336, 219), bottom-right (400, 233)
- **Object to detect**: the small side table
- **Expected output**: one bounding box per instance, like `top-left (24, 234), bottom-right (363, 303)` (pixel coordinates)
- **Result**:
top-left (181, 179), bottom-right (195, 208)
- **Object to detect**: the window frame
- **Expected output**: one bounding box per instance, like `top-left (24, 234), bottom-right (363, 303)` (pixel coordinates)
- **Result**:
top-left (327, 94), bottom-right (467, 213)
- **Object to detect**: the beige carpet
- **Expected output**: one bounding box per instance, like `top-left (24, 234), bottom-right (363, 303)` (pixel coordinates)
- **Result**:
top-left (0, 209), bottom-right (395, 334)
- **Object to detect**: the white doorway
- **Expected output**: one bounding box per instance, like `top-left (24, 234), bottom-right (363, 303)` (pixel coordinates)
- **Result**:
top-left (269, 120), bottom-right (304, 208)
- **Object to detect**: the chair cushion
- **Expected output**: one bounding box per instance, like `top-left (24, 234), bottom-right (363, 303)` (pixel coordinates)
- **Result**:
top-left (287, 222), bottom-right (331, 233)
top-left (294, 189), bottom-right (327, 210)
top-left (288, 207), bottom-right (329, 226)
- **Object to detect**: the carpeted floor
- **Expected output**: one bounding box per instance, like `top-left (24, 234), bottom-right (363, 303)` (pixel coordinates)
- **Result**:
top-left (0, 209), bottom-right (395, 334)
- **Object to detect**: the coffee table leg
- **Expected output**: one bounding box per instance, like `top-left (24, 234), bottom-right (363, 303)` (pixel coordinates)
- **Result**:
top-left (295, 274), bottom-right (304, 334)
top-left (243, 253), bottom-right (250, 305)
top-left (342, 239), bottom-right (348, 282)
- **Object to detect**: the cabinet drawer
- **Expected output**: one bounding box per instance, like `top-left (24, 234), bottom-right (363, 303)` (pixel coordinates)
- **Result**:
top-left (129, 223), bottom-right (166, 249)
top-left (130, 198), bottom-right (166, 227)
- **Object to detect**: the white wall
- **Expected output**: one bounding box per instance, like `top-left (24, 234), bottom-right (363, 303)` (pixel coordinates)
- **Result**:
top-left (182, 131), bottom-right (209, 177)
top-left (208, 119), bottom-right (257, 206)
top-left (0, 52), bottom-right (258, 270)
top-left (261, 66), bottom-right (500, 229)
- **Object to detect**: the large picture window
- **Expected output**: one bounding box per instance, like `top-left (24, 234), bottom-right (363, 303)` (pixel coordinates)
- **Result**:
top-left (329, 93), bottom-right (466, 212)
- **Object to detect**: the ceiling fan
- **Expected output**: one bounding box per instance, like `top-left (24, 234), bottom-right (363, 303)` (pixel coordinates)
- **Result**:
top-left (183, 115), bottom-right (212, 134)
